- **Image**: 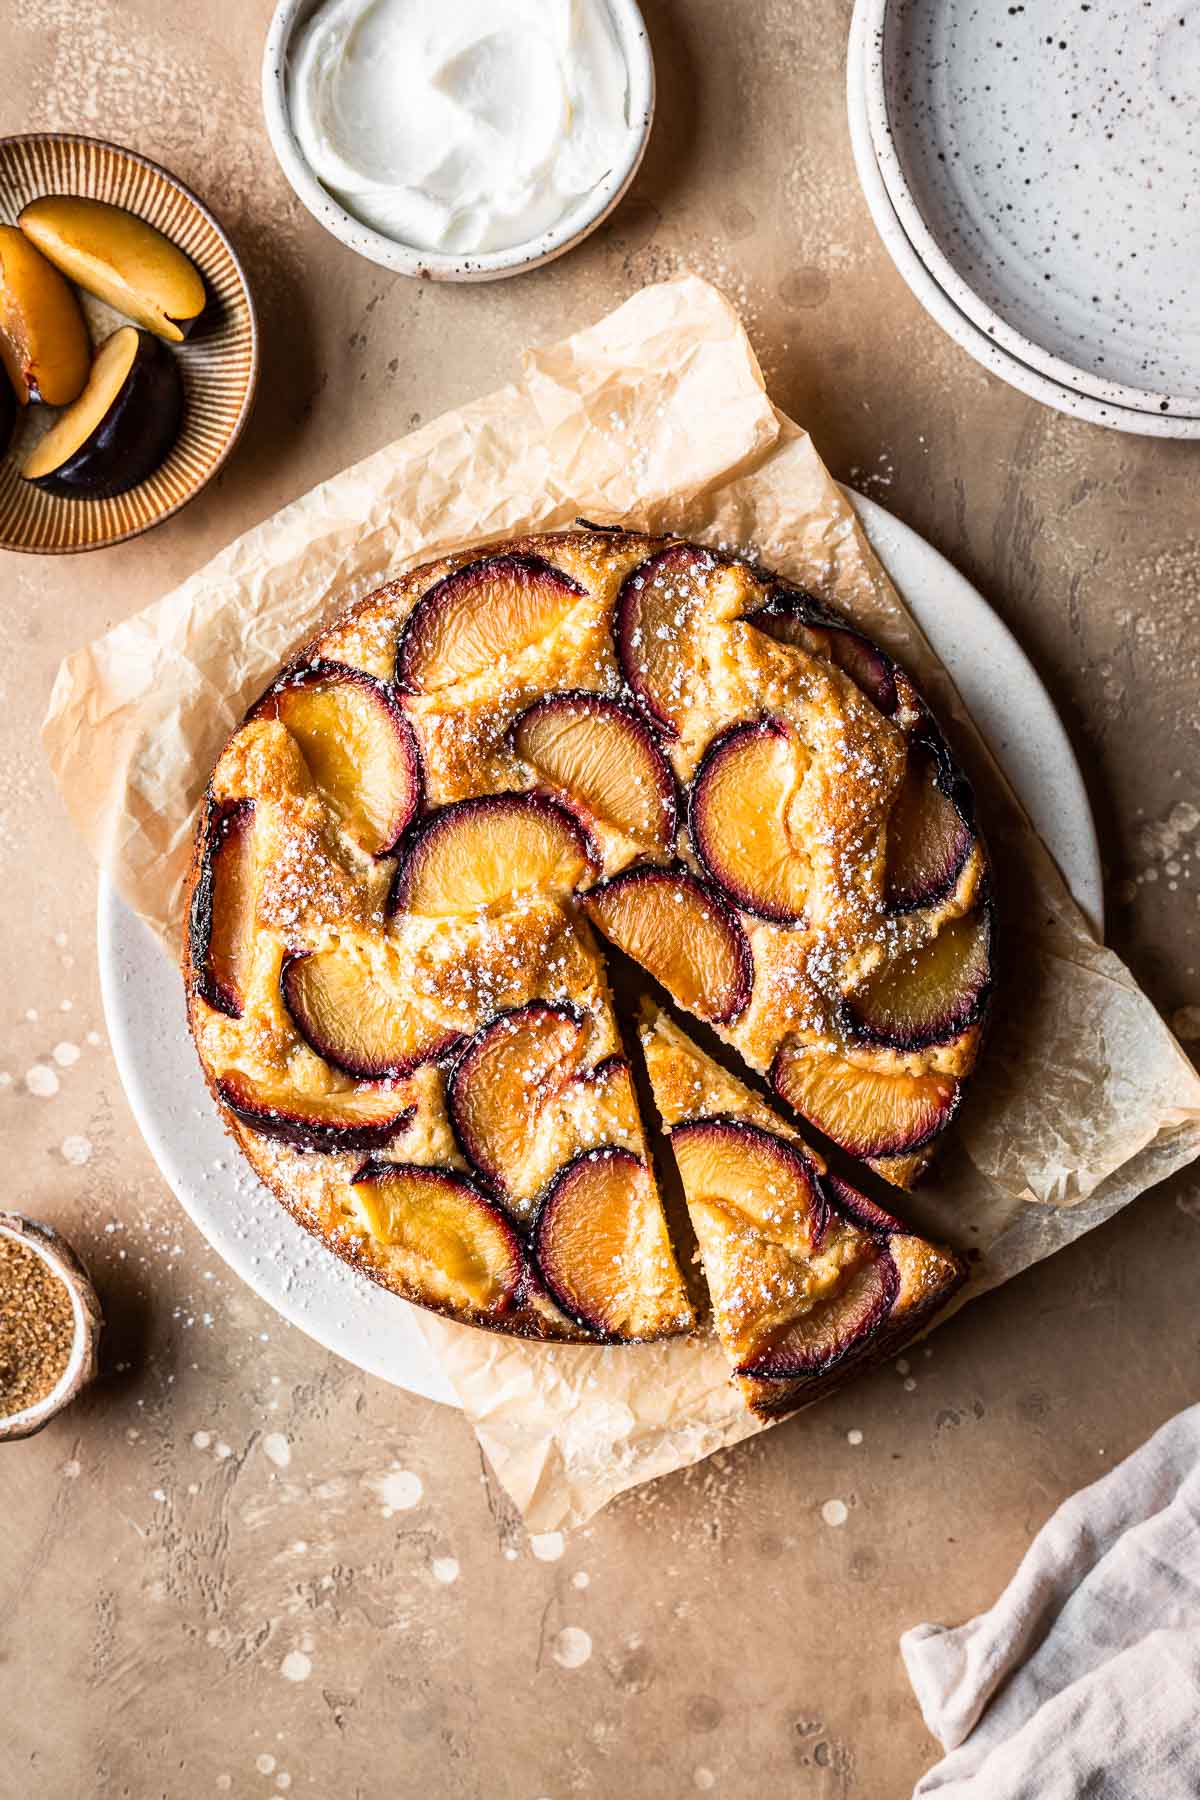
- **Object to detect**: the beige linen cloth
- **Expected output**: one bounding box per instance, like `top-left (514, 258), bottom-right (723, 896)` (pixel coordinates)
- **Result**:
top-left (903, 1405), bottom-right (1200, 1797)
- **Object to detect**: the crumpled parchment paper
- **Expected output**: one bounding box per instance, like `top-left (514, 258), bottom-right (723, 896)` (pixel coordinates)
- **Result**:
top-left (43, 276), bottom-right (1200, 1531)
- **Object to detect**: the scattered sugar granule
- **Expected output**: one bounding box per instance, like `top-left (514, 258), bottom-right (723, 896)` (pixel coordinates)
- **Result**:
top-left (530, 1531), bottom-right (565, 1562)
top-left (369, 1467), bottom-right (422, 1515)
top-left (847, 1429), bottom-right (863, 1446)
top-left (821, 1499), bottom-right (848, 1528)
top-left (279, 1650), bottom-right (312, 1682)
top-left (192, 1431), bottom-right (212, 1450)
top-left (552, 1626), bottom-right (592, 1669)
top-left (262, 1433), bottom-right (291, 1469)
top-left (694, 1771), bottom-right (716, 1792)
top-left (60, 1135), bottom-right (92, 1165)
top-left (51, 1042), bottom-right (80, 1068)
top-left (572, 1571), bottom-right (590, 1590)
top-left (255, 1753), bottom-right (276, 1775)
top-left (431, 1556), bottom-right (460, 1585)
top-left (24, 1065), bottom-right (59, 1098)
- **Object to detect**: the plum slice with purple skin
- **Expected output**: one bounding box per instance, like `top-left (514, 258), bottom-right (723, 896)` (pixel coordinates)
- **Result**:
top-left (845, 906), bottom-right (993, 1049)
top-left (349, 1160), bottom-right (525, 1320)
top-left (746, 589), bottom-right (898, 716)
top-left (737, 1246), bottom-right (898, 1379)
top-left (190, 798), bottom-right (256, 1019)
top-left (396, 553), bottom-right (588, 695)
top-left (282, 944), bottom-right (462, 1081)
top-left (250, 661), bottom-right (420, 857)
top-left (772, 1042), bottom-right (960, 1159)
top-left (217, 1071), bottom-right (415, 1153)
top-left (447, 1001), bottom-right (589, 1197)
top-left (689, 718), bottom-right (808, 923)
top-left (823, 1171), bottom-right (906, 1236)
top-left (669, 1117), bottom-right (829, 1257)
top-left (511, 690), bottom-right (678, 852)
top-left (886, 739), bottom-right (975, 912)
top-left (583, 864), bottom-right (753, 1025)
top-left (615, 543), bottom-right (732, 739)
top-left (533, 1146), bottom-right (693, 1342)
top-left (389, 792), bottom-right (595, 918)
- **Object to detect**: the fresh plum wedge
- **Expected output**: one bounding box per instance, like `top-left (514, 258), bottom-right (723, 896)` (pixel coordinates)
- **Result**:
top-left (512, 691), bottom-right (677, 851)
top-left (389, 792), bottom-right (594, 918)
top-left (282, 944), bottom-right (462, 1080)
top-left (397, 553), bottom-right (587, 694)
top-left (772, 1042), bottom-right (960, 1158)
top-left (533, 1147), bottom-right (692, 1341)
top-left (846, 907), bottom-right (993, 1049)
top-left (349, 1160), bottom-right (525, 1319)
top-left (189, 799), bottom-right (257, 1019)
top-left (583, 863), bottom-right (753, 1024)
top-left (615, 543), bottom-right (732, 738)
top-left (251, 661), bottom-right (420, 857)
top-left (217, 1071), bottom-right (415, 1152)
top-left (448, 1001), bottom-right (588, 1195)
top-left (746, 590), bottom-right (898, 716)
top-left (886, 740), bottom-right (974, 912)
top-left (738, 1245), bottom-right (898, 1379)
top-left (689, 718), bottom-right (808, 922)
top-left (669, 1117), bottom-right (828, 1254)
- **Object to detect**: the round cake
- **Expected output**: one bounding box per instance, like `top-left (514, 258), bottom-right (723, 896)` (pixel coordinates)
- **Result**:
top-left (184, 527), bottom-right (991, 1355)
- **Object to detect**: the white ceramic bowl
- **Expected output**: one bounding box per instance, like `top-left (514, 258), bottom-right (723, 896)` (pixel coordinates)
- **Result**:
top-left (262, 0), bottom-right (655, 281)
top-left (859, 0), bottom-right (1200, 421)
top-left (847, 0), bottom-right (1200, 440)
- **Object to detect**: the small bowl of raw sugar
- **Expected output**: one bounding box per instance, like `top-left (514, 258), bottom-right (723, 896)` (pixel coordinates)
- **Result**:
top-left (262, 0), bottom-right (655, 280)
top-left (0, 1211), bottom-right (103, 1442)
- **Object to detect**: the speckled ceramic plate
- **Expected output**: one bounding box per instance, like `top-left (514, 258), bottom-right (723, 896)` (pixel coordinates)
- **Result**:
top-left (0, 133), bottom-right (258, 554)
top-left (97, 494), bottom-right (1104, 1405)
top-left (862, 0), bottom-right (1200, 419)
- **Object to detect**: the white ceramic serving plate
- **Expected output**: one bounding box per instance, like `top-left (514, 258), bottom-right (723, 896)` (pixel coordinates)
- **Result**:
top-left (861, 0), bottom-right (1200, 420)
top-left (847, 1), bottom-right (1200, 440)
top-left (98, 493), bottom-right (1104, 1405)
top-left (261, 0), bottom-right (655, 281)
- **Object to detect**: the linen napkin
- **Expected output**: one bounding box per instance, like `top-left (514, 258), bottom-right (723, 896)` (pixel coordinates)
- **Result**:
top-left (902, 1405), bottom-right (1200, 1797)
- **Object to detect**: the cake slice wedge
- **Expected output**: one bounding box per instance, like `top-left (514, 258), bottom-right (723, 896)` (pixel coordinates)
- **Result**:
top-left (639, 1006), bottom-right (966, 1418)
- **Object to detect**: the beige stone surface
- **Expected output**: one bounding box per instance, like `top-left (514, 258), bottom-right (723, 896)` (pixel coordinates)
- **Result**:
top-left (2, 3), bottom-right (1199, 1796)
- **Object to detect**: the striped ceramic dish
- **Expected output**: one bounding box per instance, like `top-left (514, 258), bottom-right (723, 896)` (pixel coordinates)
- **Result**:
top-left (0, 134), bottom-right (258, 554)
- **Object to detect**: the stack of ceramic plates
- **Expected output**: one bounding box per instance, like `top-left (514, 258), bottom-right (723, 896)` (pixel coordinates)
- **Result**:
top-left (847, 0), bottom-right (1200, 438)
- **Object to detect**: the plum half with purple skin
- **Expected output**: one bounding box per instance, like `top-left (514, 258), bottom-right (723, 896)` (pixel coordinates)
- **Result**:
top-left (388, 792), bottom-right (595, 918)
top-left (282, 944), bottom-right (463, 1081)
top-left (615, 543), bottom-right (734, 739)
top-left (689, 717), bottom-right (808, 923)
top-left (745, 588), bottom-right (898, 717)
top-left (511, 690), bottom-right (678, 853)
top-left (189, 798), bottom-right (257, 1019)
top-left (885, 736), bottom-right (976, 912)
top-left (447, 1001), bottom-right (588, 1198)
top-left (22, 326), bottom-right (183, 499)
top-left (532, 1146), bottom-right (693, 1342)
top-left (396, 553), bottom-right (588, 694)
top-left (349, 1160), bottom-right (527, 1322)
top-left (250, 661), bottom-right (421, 858)
top-left (771, 1041), bottom-right (961, 1161)
top-left (845, 905), bottom-right (993, 1050)
top-left (217, 1071), bottom-right (415, 1153)
top-left (583, 863), bottom-right (754, 1025)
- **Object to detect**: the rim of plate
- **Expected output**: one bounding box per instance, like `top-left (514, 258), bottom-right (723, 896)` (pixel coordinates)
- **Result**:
top-left (846, 3), bottom-right (1200, 441)
top-left (859, 0), bottom-right (1200, 421)
top-left (0, 131), bottom-right (260, 553)
top-left (261, 0), bottom-right (655, 282)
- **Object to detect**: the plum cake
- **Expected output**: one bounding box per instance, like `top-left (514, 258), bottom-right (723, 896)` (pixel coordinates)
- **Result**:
top-left (640, 1006), bottom-right (965, 1416)
top-left (184, 526), bottom-right (991, 1366)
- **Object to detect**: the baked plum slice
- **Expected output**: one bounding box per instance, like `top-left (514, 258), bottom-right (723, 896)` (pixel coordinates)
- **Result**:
top-left (189, 799), bottom-right (257, 1019)
top-left (397, 553), bottom-right (587, 694)
top-left (282, 944), bottom-right (462, 1080)
top-left (669, 1118), bottom-right (828, 1257)
top-left (689, 718), bottom-right (807, 922)
top-left (217, 1071), bottom-right (415, 1153)
top-left (389, 792), bottom-right (594, 918)
top-left (772, 1043), bottom-right (959, 1159)
top-left (512, 691), bottom-right (677, 852)
top-left (823, 1172), bottom-right (906, 1236)
top-left (615, 543), bottom-right (732, 738)
top-left (533, 1147), bottom-right (693, 1341)
top-left (738, 1246), bottom-right (898, 1380)
top-left (250, 662), bottom-right (420, 857)
top-left (584, 863), bottom-right (753, 1025)
top-left (846, 907), bottom-right (992, 1049)
top-left (350, 1161), bottom-right (525, 1321)
top-left (886, 739), bottom-right (975, 912)
top-left (448, 1001), bottom-right (589, 1195)
top-left (746, 589), bottom-right (897, 716)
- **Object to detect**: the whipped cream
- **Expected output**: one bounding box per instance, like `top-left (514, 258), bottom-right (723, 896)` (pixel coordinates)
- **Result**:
top-left (289, 0), bottom-right (633, 256)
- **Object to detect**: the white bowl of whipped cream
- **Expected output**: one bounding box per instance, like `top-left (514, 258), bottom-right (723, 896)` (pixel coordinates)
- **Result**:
top-left (262, 0), bottom-right (655, 281)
